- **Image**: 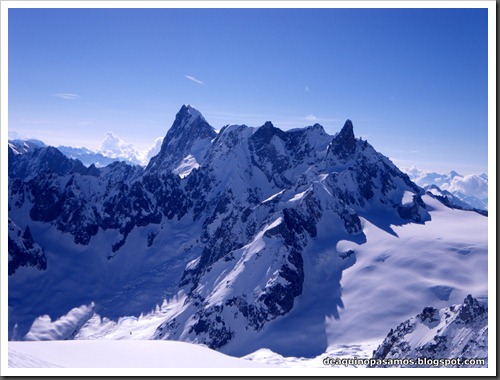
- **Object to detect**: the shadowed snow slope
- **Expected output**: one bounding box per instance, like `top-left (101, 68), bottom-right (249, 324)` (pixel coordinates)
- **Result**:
top-left (326, 195), bottom-right (487, 346)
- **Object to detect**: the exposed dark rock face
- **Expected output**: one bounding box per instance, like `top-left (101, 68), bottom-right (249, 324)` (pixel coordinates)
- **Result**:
top-left (9, 145), bottom-right (87, 180)
top-left (328, 119), bottom-right (356, 160)
top-left (371, 295), bottom-right (488, 368)
top-left (8, 219), bottom-right (47, 275)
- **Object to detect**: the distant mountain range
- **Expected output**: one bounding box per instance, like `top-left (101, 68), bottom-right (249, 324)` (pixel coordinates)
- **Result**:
top-left (404, 166), bottom-right (488, 211)
top-left (8, 132), bottom-right (162, 167)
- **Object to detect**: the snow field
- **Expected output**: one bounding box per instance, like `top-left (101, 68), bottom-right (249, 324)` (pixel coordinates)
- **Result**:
top-left (328, 195), bottom-right (488, 345)
top-left (7, 340), bottom-right (277, 370)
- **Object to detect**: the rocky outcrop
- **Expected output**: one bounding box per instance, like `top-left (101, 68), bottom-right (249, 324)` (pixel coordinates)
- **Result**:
top-left (8, 219), bottom-right (46, 275)
top-left (371, 295), bottom-right (488, 368)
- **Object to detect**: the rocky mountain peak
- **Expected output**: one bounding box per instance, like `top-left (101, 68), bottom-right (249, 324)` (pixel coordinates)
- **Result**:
top-left (327, 119), bottom-right (357, 160)
top-left (251, 121), bottom-right (286, 144)
top-left (177, 104), bottom-right (206, 124)
top-left (167, 104), bottom-right (212, 138)
top-left (340, 119), bottom-right (354, 137)
top-left (145, 105), bottom-right (217, 176)
top-left (457, 294), bottom-right (486, 323)
top-left (262, 121), bottom-right (274, 129)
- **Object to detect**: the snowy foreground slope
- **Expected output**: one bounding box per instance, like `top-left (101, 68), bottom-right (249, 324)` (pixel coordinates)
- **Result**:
top-left (7, 295), bottom-right (489, 373)
top-left (7, 105), bottom-right (489, 370)
top-left (8, 340), bottom-right (274, 369)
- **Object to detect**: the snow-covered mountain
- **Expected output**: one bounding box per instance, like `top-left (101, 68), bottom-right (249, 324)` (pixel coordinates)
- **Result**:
top-left (8, 105), bottom-right (488, 362)
top-left (404, 166), bottom-right (488, 211)
top-left (370, 295), bottom-right (488, 368)
top-left (8, 139), bottom-right (47, 154)
top-left (145, 104), bottom-right (216, 177)
top-left (424, 185), bottom-right (487, 216)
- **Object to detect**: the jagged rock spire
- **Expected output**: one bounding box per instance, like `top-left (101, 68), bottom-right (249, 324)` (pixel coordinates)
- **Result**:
top-left (328, 119), bottom-right (357, 160)
top-left (339, 119), bottom-right (354, 140)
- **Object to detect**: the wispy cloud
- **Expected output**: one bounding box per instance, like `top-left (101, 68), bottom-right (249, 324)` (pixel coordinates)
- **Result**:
top-left (305, 86), bottom-right (310, 92)
top-left (302, 115), bottom-right (344, 124)
top-left (394, 149), bottom-right (420, 154)
top-left (18, 119), bottom-right (53, 125)
top-left (304, 114), bottom-right (318, 121)
top-left (8, 130), bottom-right (28, 140)
top-left (53, 93), bottom-right (80, 100)
top-left (76, 120), bottom-right (93, 126)
top-left (185, 75), bottom-right (205, 85)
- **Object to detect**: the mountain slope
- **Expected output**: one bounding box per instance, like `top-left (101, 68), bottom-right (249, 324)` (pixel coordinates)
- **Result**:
top-left (370, 295), bottom-right (488, 367)
top-left (8, 105), bottom-right (488, 360)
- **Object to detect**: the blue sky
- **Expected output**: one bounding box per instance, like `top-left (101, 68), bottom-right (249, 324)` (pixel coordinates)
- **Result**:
top-left (7, 6), bottom-right (489, 174)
